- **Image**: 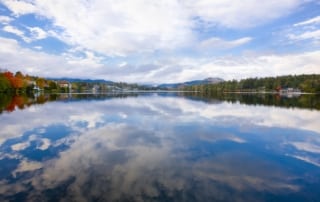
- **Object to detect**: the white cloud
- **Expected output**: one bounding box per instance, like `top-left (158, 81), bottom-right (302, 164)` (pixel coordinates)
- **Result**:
top-left (186, 0), bottom-right (303, 28)
top-left (290, 141), bottom-right (320, 153)
top-left (12, 160), bottom-right (43, 177)
top-left (192, 51), bottom-right (320, 81)
top-left (11, 142), bottom-right (30, 151)
top-left (0, 0), bottom-right (36, 16)
top-left (27, 26), bottom-right (48, 40)
top-left (1, 0), bottom-right (310, 56)
top-left (294, 15), bottom-right (320, 26)
top-left (31, 0), bottom-right (193, 56)
top-left (118, 62), bottom-right (127, 67)
top-left (2, 25), bottom-right (48, 42)
top-left (3, 25), bottom-right (23, 36)
top-left (33, 46), bottom-right (42, 50)
top-left (289, 155), bottom-right (320, 167)
top-left (287, 16), bottom-right (320, 45)
top-left (63, 50), bottom-right (104, 69)
top-left (37, 138), bottom-right (51, 150)
top-left (288, 30), bottom-right (320, 41)
top-left (116, 51), bottom-right (320, 83)
top-left (3, 25), bottom-right (48, 43)
top-left (1, 36), bottom-right (320, 83)
top-left (2, 25), bottom-right (31, 42)
top-left (69, 112), bottom-right (105, 129)
top-left (0, 15), bottom-right (13, 24)
top-left (199, 37), bottom-right (252, 50)
top-left (0, 37), bottom-right (106, 79)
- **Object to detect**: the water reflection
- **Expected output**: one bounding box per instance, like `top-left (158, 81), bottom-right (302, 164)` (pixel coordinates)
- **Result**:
top-left (1, 92), bottom-right (320, 114)
top-left (0, 93), bottom-right (320, 201)
top-left (182, 92), bottom-right (320, 110)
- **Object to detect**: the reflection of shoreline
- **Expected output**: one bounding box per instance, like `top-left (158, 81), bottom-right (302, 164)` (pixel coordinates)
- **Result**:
top-left (224, 91), bottom-right (306, 98)
top-left (0, 94), bottom-right (51, 113)
top-left (1, 92), bottom-right (320, 114)
top-left (180, 92), bottom-right (320, 111)
top-left (278, 92), bottom-right (301, 98)
top-left (1, 93), bottom-right (320, 201)
top-left (223, 91), bottom-right (315, 95)
top-left (1, 96), bottom-right (320, 201)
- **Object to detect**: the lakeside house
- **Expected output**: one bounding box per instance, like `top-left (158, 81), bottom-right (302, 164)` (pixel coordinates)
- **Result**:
top-left (92, 85), bottom-right (100, 93)
top-left (33, 86), bottom-right (41, 91)
top-left (57, 81), bottom-right (71, 88)
top-left (57, 81), bottom-right (72, 92)
top-left (278, 87), bottom-right (302, 98)
top-left (279, 87), bottom-right (301, 94)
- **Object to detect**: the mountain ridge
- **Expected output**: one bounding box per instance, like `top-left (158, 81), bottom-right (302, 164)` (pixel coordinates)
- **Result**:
top-left (157, 77), bottom-right (224, 89)
top-left (46, 77), bottom-right (225, 89)
top-left (46, 77), bottom-right (114, 84)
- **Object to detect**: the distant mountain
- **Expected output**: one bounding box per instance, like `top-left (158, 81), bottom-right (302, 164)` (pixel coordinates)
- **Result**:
top-left (158, 77), bottom-right (224, 89)
top-left (47, 77), bottom-right (114, 84)
top-left (46, 77), bottom-right (224, 89)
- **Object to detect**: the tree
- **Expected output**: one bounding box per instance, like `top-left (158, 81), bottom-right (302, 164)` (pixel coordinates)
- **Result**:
top-left (2, 71), bottom-right (14, 89)
top-left (36, 78), bottom-right (46, 89)
top-left (48, 81), bottom-right (58, 89)
top-left (15, 71), bottom-right (24, 78)
top-left (0, 74), bottom-right (11, 92)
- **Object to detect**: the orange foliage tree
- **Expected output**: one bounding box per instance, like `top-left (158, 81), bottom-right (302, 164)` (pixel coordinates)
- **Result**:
top-left (2, 71), bottom-right (25, 89)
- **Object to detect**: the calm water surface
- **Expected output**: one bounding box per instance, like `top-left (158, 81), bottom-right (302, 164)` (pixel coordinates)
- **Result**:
top-left (0, 93), bottom-right (320, 202)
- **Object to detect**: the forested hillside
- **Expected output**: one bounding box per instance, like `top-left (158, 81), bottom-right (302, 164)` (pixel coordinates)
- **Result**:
top-left (0, 70), bottom-right (154, 93)
top-left (182, 74), bottom-right (320, 94)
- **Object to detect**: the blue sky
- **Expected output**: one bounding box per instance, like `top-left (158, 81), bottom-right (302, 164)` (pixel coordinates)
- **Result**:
top-left (0, 0), bottom-right (319, 83)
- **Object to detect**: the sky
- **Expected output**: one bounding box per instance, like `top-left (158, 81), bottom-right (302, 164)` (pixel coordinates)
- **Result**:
top-left (0, 0), bottom-right (319, 83)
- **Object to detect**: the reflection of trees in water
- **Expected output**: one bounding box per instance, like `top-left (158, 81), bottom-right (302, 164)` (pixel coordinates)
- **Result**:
top-left (181, 92), bottom-right (320, 110)
top-left (0, 93), bottom-right (140, 114)
top-left (0, 94), bottom-right (52, 113)
top-left (0, 92), bottom-right (319, 114)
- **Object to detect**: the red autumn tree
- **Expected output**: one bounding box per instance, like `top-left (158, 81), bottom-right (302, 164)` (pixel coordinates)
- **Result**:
top-left (2, 71), bottom-right (24, 89)
top-left (3, 71), bottom-right (14, 89)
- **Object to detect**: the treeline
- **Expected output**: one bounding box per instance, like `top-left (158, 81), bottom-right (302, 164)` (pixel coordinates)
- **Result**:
top-left (0, 70), bottom-right (66, 93)
top-left (0, 70), bottom-right (154, 94)
top-left (0, 71), bottom-right (31, 93)
top-left (182, 74), bottom-right (320, 94)
top-left (181, 92), bottom-right (320, 110)
top-left (0, 93), bottom-right (142, 114)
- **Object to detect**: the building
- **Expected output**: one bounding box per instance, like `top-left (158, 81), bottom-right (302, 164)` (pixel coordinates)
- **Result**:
top-left (279, 88), bottom-right (301, 94)
top-left (57, 81), bottom-right (71, 88)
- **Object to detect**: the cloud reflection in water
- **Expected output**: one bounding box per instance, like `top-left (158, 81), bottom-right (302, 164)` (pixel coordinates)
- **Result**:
top-left (0, 94), bottom-right (320, 201)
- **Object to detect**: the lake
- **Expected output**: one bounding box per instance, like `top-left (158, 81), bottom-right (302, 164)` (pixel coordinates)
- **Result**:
top-left (0, 92), bottom-right (320, 202)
